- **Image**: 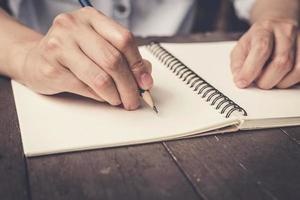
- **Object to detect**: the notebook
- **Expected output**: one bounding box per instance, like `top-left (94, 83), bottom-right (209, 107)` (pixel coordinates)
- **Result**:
top-left (12, 41), bottom-right (300, 157)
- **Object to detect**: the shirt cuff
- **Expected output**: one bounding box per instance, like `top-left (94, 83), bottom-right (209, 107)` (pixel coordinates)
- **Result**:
top-left (8, 0), bottom-right (22, 17)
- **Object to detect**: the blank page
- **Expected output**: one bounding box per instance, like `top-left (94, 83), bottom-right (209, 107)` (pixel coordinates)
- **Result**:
top-left (12, 46), bottom-right (236, 157)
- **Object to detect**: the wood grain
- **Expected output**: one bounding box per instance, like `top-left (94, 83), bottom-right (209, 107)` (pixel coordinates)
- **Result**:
top-left (27, 143), bottom-right (200, 200)
top-left (165, 129), bottom-right (300, 200)
top-left (0, 77), bottom-right (29, 200)
top-left (281, 127), bottom-right (300, 145)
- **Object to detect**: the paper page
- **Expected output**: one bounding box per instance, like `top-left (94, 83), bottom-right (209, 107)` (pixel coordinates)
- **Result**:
top-left (161, 42), bottom-right (300, 121)
top-left (12, 47), bottom-right (235, 157)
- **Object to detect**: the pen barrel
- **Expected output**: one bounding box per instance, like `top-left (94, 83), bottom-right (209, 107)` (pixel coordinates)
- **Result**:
top-left (79, 0), bottom-right (93, 7)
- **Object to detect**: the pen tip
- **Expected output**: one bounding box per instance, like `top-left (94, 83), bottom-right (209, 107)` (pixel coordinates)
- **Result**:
top-left (153, 106), bottom-right (158, 114)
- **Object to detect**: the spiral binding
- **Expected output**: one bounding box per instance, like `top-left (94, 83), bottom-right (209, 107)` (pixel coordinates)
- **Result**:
top-left (146, 42), bottom-right (247, 118)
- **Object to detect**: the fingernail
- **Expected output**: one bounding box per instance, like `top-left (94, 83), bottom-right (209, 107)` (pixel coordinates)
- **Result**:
top-left (236, 79), bottom-right (248, 88)
top-left (141, 73), bottom-right (153, 90)
top-left (125, 102), bottom-right (140, 111)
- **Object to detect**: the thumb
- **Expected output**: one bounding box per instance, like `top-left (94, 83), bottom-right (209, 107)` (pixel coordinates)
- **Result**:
top-left (130, 59), bottom-right (153, 90)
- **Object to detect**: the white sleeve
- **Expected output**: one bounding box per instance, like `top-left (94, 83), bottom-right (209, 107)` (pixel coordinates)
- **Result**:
top-left (232, 0), bottom-right (256, 21)
top-left (7, 0), bottom-right (22, 17)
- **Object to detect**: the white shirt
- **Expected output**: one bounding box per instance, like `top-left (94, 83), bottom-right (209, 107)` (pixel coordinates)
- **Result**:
top-left (8, 0), bottom-right (255, 36)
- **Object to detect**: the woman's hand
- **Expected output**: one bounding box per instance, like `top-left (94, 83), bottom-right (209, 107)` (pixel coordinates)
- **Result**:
top-left (13, 7), bottom-right (153, 110)
top-left (230, 19), bottom-right (299, 89)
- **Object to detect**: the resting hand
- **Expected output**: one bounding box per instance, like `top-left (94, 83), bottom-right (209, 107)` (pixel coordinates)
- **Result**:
top-left (230, 19), bottom-right (299, 89)
top-left (14, 7), bottom-right (153, 110)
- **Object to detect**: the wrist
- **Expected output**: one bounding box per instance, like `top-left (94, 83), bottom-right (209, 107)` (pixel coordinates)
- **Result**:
top-left (250, 0), bottom-right (300, 25)
top-left (7, 37), bottom-right (42, 81)
top-left (252, 16), bottom-right (299, 27)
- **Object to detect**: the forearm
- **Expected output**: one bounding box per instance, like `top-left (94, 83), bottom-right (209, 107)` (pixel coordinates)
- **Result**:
top-left (250, 0), bottom-right (300, 24)
top-left (0, 9), bottom-right (42, 78)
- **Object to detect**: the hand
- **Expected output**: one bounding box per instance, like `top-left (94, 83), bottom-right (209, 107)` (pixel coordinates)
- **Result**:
top-left (230, 19), bottom-right (299, 89)
top-left (13, 7), bottom-right (153, 110)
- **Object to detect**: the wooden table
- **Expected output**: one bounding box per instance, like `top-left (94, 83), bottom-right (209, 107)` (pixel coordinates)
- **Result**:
top-left (1, 33), bottom-right (300, 200)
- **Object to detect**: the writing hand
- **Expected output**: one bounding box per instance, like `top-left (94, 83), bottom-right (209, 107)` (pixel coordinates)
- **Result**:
top-left (15, 7), bottom-right (153, 110)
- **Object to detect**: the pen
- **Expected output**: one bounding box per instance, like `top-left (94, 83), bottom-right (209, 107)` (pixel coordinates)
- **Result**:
top-left (79, 0), bottom-right (92, 7)
top-left (78, 0), bottom-right (158, 113)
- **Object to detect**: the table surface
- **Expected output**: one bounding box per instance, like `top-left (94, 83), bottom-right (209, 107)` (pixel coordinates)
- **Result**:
top-left (1, 33), bottom-right (300, 200)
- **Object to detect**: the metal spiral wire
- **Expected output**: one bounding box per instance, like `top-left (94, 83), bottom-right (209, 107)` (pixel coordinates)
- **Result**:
top-left (146, 42), bottom-right (247, 118)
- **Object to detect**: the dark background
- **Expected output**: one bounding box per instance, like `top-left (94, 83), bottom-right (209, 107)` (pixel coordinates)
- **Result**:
top-left (191, 0), bottom-right (249, 33)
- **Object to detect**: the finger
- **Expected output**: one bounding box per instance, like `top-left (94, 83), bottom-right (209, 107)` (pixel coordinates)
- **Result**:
top-left (78, 7), bottom-right (153, 90)
top-left (276, 63), bottom-right (300, 88)
top-left (256, 28), bottom-right (297, 89)
top-left (277, 36), bottom-right (300, 88)
top-left (234, 31), bottom-right (274, 88)
top-left (61, 70), bottom-right (104, 102)
top-left (74, 26), bottom-right (140, 109)
top-left (59, 44), bottom-right (122, 106)
top-left (230, 33), bottom-right (250, 78)
top-left (132, 59), bottom-right (153, 90)
top-left (72, 85), bottom-right (104, 102)
top-left (143, 59), bottom-right (152, 74)
top-left (35, 58), bottom-right (103, 102)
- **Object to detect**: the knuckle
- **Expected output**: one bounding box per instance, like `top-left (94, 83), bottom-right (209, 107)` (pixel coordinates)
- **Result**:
top-left (56, 52), bottom-right (67, 64)
top-left (273, 55), bottom-right (292, 71)
top-left (40, 66), bottom-right (62, 79)
top-left (45, 36), bottom-right (61, 51)
top-left (117, 30), bottom-right (134, 50)
top-left (53, 13), bottom-right (75, 28)
top-left (255, 37), bottom-right (271, 55)
top-left (131, 60), bottom-right (144, 72)
top-left (93, 73), bottom-right (113, 90)
top-left (105, 51), bottom-right (123, 71)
